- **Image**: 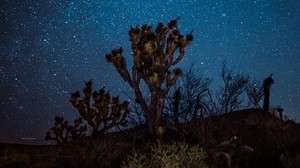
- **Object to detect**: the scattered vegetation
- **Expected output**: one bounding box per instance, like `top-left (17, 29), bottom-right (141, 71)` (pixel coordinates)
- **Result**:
top-left (2, 19), bottom-right (299, 168)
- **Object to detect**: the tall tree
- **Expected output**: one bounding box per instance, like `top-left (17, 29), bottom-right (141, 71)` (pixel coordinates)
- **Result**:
top-left (105, 19), bottom-right (193, 133)
top-left (263, 74), bottom-right (274, 113)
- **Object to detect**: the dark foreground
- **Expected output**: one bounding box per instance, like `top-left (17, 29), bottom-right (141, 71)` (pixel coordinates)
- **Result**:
top-left (1, 109), bottom-right (300, 168)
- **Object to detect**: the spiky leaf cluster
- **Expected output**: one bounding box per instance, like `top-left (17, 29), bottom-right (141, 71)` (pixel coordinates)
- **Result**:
top-left (45, 116), bottom-right (87, 144)
top-left (70, 79), bottom-right (130, 136)
top-left (263, 74), bottom-right (274, 88)
top-left (106, 18), bottom-right (192, 90)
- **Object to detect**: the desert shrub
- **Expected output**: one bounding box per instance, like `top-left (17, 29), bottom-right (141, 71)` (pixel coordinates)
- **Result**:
top-left (122, 140), bottom-right (208, 168)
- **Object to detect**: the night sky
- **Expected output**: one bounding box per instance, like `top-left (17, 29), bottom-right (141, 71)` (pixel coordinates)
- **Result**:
top-left (1, 0), bottom-right (299, 144)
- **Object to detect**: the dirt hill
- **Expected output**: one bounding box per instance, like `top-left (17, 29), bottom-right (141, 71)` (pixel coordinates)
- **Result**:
top-left (186, 109), bottom-right (300, 167)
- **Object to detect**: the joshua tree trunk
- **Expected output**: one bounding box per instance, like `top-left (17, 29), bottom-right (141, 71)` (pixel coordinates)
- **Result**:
top-left (263, 74), bottom-right (274, 113)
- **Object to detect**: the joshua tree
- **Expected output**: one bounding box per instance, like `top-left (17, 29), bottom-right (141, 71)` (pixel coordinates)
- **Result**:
top-left (70, 80), bottom-right (130, 136)
top-left (263, 74), bottom-right (274, 113)
top-left (45, 116), bottom-right (87, 144)
top-left (105, 19), bottom-right (193, 133)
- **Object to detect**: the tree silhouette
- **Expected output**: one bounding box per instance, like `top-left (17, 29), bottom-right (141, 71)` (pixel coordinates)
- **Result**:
top-left (70, 80), bottom-right (130, 136)
top-left (165, 65), bottom-right (213, 124)
top-left (244, 78), bottom-right (263, 109)
top-left (45, 116), bottom-right (87, 144)
top-left (217, 61), bottom-right (249, 113)
top-left (263, 74), bottom-right (274, 113)
top-left (180, 66), bottom-right (213, 119)
top-left (105, 19), bottom-right (193, 133)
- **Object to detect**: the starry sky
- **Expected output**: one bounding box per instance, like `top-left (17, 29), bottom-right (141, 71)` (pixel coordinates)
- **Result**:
top-left (1, 0), bottom-right (300, 144)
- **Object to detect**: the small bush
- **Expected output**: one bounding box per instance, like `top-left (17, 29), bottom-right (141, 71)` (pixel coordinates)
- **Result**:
top-left (122, 140), bottom-right (208, 168)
